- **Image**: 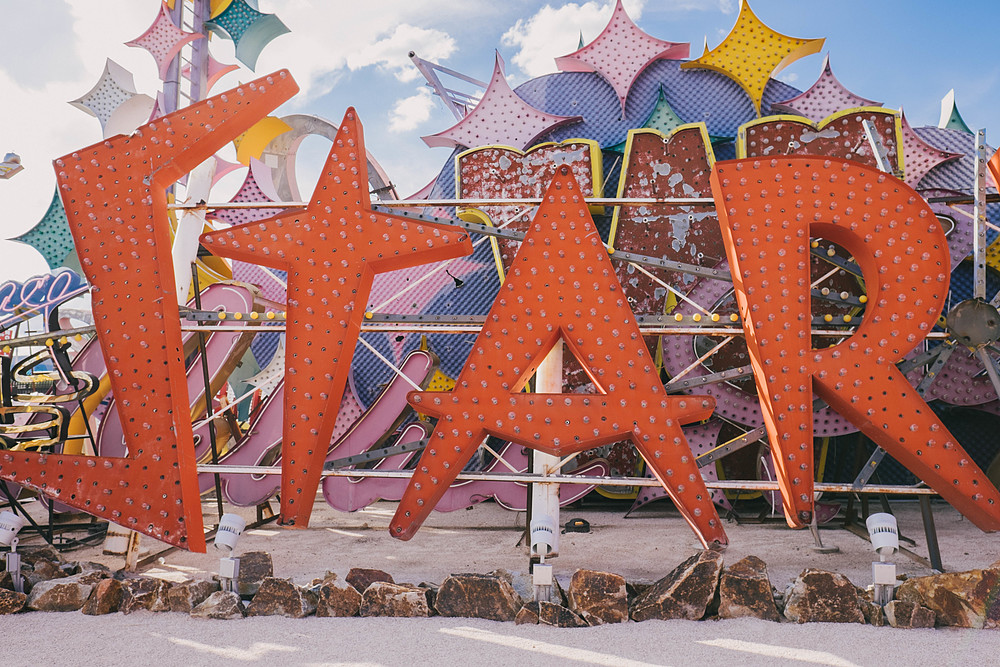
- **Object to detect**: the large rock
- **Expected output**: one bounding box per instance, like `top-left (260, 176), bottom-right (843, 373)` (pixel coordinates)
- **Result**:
top-left (81, 578), bottom-right (123, 616)
top-left (192, 591), bottom-right (246, 620)
top-left (783, 570), bottom-right (864, 624)
top-left (0, 570), bottom-right (13, 591)
top-left (859, 598), bottom-right (887, 627)
top-left (24, 560), bottom-right (69, 589)
top-left (360, 582), bottom-right (430, 617)
top-left (26, 574), bottom-right (94, 612)
top-left (236, 551), bottom-right (273, 597)
top-left (515, 601), bottom-right (588, 627)
top-left (885, 600), bottom-right (935, 629)
top-left (18, 545), bottom-right (65, 567)
top-left (120, 577), bottom-right (172, 614)
top-left (896, 567), bottom-right (1000, 629)
top-left (316, 574), bottom-right (362, 617)
top-left (630, 550), bottom-right (724, 622)
top-left (246, 577), bottom-right (317, 618)
top-left (167, 580), bottom-right (220, 613)
top-left (718, 556), bottom-right (781, 622)
top-left (434, 573), bottom-right (522, 621)
top-left (567, 569), bottom-right (628, 625)
top-left (0, 588), bottom-right (26, 614)
top-left (346, 568), bottom-right (394, 593)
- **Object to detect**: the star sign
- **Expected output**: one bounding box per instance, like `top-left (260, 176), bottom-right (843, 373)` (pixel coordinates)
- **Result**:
top-left (681, 1), bottom-right (824, 116)
top-left (201, 108), bottom-right (473, 527)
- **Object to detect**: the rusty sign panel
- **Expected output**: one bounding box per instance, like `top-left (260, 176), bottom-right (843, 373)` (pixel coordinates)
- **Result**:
top-left (711, 156), bottom-right (1000, 531)
top-left (456, 140), bottom-right (601, 278)
top-left (609, 124), bottom-right (724, 314)
top-left (0, 72), bottom-right (299, 551)
top-left (738, 108), bottom-right (902, 176)
top-left (201, 108), bottom-right (472, 527)
top-left (392, 166), bottom-right (727, 548)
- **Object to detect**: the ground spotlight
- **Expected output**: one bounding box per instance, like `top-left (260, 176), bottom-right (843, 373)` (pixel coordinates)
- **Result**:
top-left (214, 513), bottom-right (246, 593)
top-left (866, 512), bottom-right (899, 606)
top-left (0, 510), bottom-right (26, 593)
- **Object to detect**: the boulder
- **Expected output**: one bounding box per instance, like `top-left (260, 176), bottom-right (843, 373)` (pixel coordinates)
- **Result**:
top-left (859, 598), bottom-right (887, 627)
top-left (0, 588), bottom-right (26, 614)
top-left (515, 601), bottom-right (588, 627)
top-left (316, 574), bottom-right (362, 617)
top-left (783, 570), bottom-right (864, 624)
top-left (18, 545), bottom-right (65, 567)
top-left (346, 568), bottom-right (394, 593)
top-left (567, 569), bottom-right (628, 625)
top-left (236, 551), bottom-right (273, 597)
top-left (515, 602), bottom-right (539, 625)
top-left (120, 577), bottom-right (172, 614)
top-left (0, 570), bottom-right (13, 591)
top-left (167, 580), bottom-right (220, 613)
top-left (192, 591), bottom-right (246, 619)
top-left (885, 600), bottom-right (936, 629)
top-left (360, 582), bottom-right (430, 617)
top-left (718, 556), bottom-right (781, 622)
top-left (81, 578), bottom-right (123, 616)
top-left (246, 577), bottom-right (317, 618)
top-left (896, 567), bottom-right (1000, 629)
top-left (25, 559), bottom-right (69, 588)
top-left (26, 574), bottom-right (94, 612)
top-left (630, 550), bottom-right (724, 622)
top-left (434, 573), bottom-right (522, 621)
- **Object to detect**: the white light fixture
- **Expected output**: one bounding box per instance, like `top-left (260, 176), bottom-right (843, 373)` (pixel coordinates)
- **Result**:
top-left (214, 513), bottom-right (246, 593)
top-left (866, 512), bottom-right (899, 606)
top-left (0, 510), bottom-right (26, 593)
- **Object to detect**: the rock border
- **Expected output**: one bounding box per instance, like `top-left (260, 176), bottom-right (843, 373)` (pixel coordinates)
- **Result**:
top-left (2, 549), bottom-right (994, 629)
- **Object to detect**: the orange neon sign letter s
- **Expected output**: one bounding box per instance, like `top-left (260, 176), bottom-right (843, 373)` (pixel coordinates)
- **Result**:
top-left (711, 156), bottom-right (1000, 531)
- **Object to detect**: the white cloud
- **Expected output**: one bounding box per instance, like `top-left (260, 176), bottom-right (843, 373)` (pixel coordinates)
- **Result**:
top-left (718, 0), bottom-right (737, 13)
top-left (388, 87), bottom-right (436, 133)
top-left (253, 1), bottom-right (465, 103)
top-left (348, 24), bottom-right (455, 83)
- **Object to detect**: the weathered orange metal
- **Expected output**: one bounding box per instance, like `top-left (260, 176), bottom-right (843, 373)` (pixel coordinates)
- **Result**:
top-left (391, 166), bottom-right (727, 548)
top-left (0, 72), bottom-right (298, 551)
top-left (201, 108), bottom-right (473, 527)
top-left (712, 156), bottom-right (1000, 531)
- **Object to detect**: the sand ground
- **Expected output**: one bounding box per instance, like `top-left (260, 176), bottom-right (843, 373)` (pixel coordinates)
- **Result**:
top-left (4, 497), bottom-right (999, 666)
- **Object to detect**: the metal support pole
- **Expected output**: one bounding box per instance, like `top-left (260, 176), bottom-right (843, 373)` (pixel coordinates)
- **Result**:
top-left (191, 265), bottom-right (225, 521)
top-left (919, 496), bottom-right (944, 572)
top-left (974, 128), bottom-right (989, 300)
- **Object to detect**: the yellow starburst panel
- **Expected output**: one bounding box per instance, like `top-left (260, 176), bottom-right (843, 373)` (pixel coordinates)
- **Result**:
top-left (681, 1), bottom-right (823, 116)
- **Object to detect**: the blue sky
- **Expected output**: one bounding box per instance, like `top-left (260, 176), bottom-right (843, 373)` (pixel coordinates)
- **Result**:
top-left (1, 0), bottom-right (998, 284)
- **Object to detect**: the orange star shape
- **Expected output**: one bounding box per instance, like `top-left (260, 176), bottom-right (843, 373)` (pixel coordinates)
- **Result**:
top-left (201, 108), bottom-right (473, 526)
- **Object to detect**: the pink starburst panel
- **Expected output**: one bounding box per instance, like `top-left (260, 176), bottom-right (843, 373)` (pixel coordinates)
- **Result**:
top-left (423, 53), bottom-right (581, 151)
top-left (555, 0), bottom-right (689, 113)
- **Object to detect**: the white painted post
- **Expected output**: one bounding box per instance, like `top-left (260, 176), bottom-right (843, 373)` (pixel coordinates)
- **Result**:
top-left (530, 342), bottom-right (563, 562)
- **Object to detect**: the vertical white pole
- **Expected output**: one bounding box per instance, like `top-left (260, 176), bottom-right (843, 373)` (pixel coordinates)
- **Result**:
top-left (530, 342), bottom-right (563, 559)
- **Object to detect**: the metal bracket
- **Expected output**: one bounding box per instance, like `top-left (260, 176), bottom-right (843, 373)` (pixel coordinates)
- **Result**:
top-left (323, 438), bottom-right (428, 470)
